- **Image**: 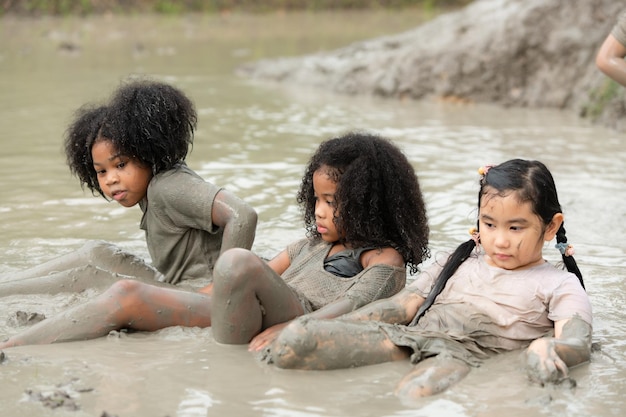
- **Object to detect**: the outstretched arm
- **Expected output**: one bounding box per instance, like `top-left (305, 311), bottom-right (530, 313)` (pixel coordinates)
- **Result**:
top-left (525, 316), bottom-right (592, 384)
top-left (596, 34), bottom-right (626, 87)
top-left (338, 287), bottom-right (424, 324)
top-left (211, 189), bottom-right (258, 253)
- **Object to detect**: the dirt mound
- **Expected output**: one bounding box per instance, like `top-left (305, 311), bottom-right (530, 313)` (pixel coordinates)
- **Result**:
top-left (238, 0), bottom-right (626, 131)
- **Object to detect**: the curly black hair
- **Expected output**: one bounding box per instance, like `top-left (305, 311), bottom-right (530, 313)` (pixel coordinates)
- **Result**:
top-left (63, 79), bottom-right (197, 198)
top-left (64, 104), bottom-right (109, 197)
top-left (297, 131), bottom-right (430, 274)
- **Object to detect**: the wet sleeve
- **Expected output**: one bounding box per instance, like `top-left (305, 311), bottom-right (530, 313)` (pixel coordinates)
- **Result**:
top-left (612, 10), bottom-right (626, 46)
top-left (286, 238), bottom-right (310, 262)
top-left (405, 255), bottom-right (447, 298)
top-left (342, 264), bottom-right (406, 309)
top-left (151, 171), bottom-right (222, 234)
top-left (547, 277), bottom-right (593, 326)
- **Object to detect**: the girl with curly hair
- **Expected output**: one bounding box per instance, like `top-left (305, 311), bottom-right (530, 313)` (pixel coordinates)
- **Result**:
top-left (267, 159), bottom-right (592, 399)
top-left (0, 132), bottom-right (429, 349)
top-left (0, 79), bottom-right (257, 296)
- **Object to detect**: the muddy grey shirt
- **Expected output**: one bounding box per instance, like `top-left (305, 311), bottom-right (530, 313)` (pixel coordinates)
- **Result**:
top-left (139, 163), bottom-right (223, 284)
top-left (612, 10), bottom-right (626, 46)
top-left (282, 238), bottom-right (406, 313)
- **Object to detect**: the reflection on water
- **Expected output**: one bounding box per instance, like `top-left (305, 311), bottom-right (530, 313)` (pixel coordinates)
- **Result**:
top-left (0, 11), bottom-right (625, 417)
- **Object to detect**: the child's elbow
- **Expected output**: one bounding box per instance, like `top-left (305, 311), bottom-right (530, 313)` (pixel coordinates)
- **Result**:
top-left (240, 205), bottom-right (258, 228)
top-left (595, 54), bottom-right (611, 74)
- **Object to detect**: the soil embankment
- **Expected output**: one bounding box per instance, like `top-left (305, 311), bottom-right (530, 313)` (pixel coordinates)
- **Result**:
top-left (237, 0), bottom-right (626, 131)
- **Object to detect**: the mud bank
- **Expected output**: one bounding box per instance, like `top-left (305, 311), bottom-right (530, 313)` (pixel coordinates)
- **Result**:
top-left (237, 0), bottom-right (626, 131)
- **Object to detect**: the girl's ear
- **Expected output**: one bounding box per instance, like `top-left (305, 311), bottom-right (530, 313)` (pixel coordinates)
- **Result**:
top-left (544, 213), bottom-right (564, 241)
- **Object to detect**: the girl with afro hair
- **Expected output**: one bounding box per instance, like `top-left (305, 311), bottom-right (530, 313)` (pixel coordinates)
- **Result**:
top-left (0, 132), bottom-right (429, 350)
top-left (0, 79), bottom-right (257, 297)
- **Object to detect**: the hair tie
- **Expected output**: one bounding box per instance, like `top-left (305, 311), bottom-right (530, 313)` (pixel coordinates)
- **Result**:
top-left (478, 165), bottom-right (494, 176)
top-left (478, 165), bottom-right (494, 185)
top-left (468, 227), bottom-right (480, 246)
top-left (555, 242), bottom-right (575, 257)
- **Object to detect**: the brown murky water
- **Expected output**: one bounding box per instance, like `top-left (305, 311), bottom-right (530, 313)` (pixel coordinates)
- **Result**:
top-left (0, 11), bottom-right (625, 417)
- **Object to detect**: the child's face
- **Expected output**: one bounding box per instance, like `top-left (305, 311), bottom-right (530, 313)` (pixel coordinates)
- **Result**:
top-left (478, 190), bottom-right (549, 271)
top-left (92, 139), bottom-right (152, 208)
top-left (313, 169), bottom-right (340, 243)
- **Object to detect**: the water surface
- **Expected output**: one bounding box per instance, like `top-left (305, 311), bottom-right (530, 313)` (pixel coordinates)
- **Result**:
top-left (0, 11), bottom-right (625, 417)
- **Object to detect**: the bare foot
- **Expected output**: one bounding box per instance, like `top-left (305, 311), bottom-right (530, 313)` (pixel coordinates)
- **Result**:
top-left (395, 356), bottom-right (470, 398)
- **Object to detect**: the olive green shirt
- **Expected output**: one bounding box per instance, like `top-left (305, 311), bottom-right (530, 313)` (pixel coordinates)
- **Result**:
top-left (139, 163), bottom-right (223, 284)
top-left (612, 10), bottom-right (626, 46)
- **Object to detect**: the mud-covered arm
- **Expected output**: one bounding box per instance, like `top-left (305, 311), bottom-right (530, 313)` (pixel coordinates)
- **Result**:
top-left (329, 247), bottom-right (407, 315)
top-left (211, 189), bottom-right (258, 253)
top-left (339, 256), bottom-right (439, 325)
top-left (338, 287), bottom-right (424, 325)
top-left (525, 316), bottom-right (592, 384)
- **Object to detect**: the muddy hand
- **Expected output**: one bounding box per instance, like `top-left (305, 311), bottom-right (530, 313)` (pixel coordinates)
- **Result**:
top-left (525, 337), bottom-right (568, 384)
top-left (248, 321), bottom-right (290, 352)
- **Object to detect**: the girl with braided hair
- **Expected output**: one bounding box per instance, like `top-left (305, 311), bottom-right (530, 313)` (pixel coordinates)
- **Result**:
top-left (0, 132), bottom-right (430, 350)
top-left (267, 159), bottom-right (592, 399)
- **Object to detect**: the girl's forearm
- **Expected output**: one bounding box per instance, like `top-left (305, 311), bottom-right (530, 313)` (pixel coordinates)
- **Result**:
top-left (220, 209), bottom-right (257, 252)
top-left (339, 291), bottom-right (421, 324)
top-left (554, 317), bottom-right (592, 367)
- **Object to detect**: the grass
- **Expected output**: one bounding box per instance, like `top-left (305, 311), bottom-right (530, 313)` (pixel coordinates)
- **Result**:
top-left (1, 0), bottom-right (473, 16)
top-left (581, 79), bottom-right (623, 120)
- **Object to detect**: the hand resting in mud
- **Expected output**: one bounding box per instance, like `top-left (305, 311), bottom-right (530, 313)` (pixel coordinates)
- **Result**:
top-left (248, 297), bottom-right (356, 352)
top-left (525, 316), bottom-right (592, 385)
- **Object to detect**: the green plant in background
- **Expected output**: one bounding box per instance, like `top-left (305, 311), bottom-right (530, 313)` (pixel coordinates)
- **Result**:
top-left (154, 0), bottom-right (183, 14)
top-left (581, 79), bottom-right (622, 120)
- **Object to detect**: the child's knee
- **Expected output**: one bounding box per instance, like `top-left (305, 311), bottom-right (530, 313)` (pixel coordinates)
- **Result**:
top-left (271, 318), bottom-right (318, 369)
top-left (81, 240), bottom-right (114, 256)
top-left (214, 248), bottom-right (262, 287)
top-left (105, 279), bottom-right (145, 299)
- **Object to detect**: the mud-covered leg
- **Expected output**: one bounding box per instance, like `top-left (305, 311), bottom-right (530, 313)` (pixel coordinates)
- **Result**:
top-left (211, 248), bottom-right (304, 344)
top-left (0, 279), bottom-right (211, 349)
top-left (271, 317), bottom-right (410, 370)
top-left (394, 356), bottom-right (471, 398)
top-left (0, 241), bottom-right (164, 296)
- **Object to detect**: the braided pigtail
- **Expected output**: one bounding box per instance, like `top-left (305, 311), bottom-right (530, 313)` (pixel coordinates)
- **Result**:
top-left (555, 224), bottom-right (585, 290)
top-left (409, 239), bottom-right (476, 326)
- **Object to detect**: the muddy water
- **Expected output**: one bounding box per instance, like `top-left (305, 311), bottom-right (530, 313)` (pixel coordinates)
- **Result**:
top-left (0, 11), bottom-right (625, 417)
